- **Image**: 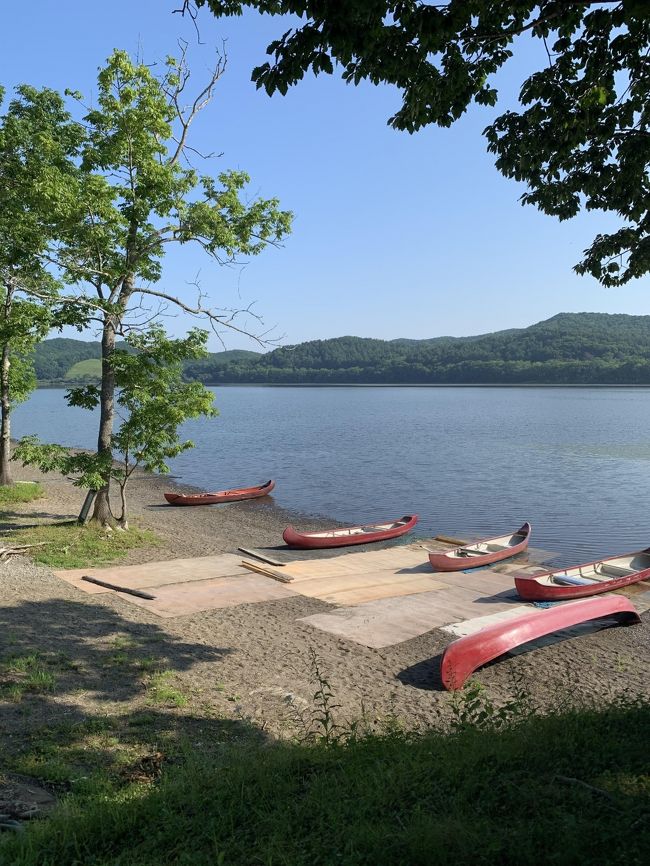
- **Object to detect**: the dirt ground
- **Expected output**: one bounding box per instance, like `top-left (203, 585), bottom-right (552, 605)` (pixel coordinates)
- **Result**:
top-left (2, 461), bottom-right (649, 750)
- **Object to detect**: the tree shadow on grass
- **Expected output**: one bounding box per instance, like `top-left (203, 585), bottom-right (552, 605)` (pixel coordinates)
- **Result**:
top-left (0, 597), bottom-right (240, 753)
top-left (0, 596), bottom-right (266, 829)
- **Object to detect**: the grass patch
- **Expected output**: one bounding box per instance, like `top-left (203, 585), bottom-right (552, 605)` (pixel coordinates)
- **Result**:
top-left (6, 716), bottom-right (167, 800)
top-left (4, 521), bottom-right (159, 568)
top-left (1, 696), bottom-right (649, 865)
top-left (146, 671), bottom-right (189, 708)
top-left (0, 652), bottom-right (58, 703)
top-left (0, 481), bottom-right (44, 505)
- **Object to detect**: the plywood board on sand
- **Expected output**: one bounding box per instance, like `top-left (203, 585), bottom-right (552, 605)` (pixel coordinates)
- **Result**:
top-left (257, 546), bottom-right (431, 581)
top-left (299, 572), bottom-right (522, 648)
top-left (54, 554), bottom-right (247, 594)
top-left (111, 574), bottom-right (297, 618)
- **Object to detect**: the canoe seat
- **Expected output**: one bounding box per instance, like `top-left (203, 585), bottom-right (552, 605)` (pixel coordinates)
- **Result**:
top-left (553, 574), bottom-right (598, 586)
top-left (598, 563), bottom-right (635, 578)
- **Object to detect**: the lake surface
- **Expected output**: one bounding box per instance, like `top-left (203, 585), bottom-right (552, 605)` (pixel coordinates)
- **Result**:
top-left (14, 386), bottom-right (650, 564)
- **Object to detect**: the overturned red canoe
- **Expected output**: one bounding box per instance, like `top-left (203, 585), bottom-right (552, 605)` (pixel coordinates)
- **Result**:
top-left (514, 547), bottom-right (650, 601)
top-left (440, 595), bottom-right (641, 690)
top-left (428, 522), bottom-right (531, 572)
top-left (164, 480), bottom-right (275, 506)
top-left (283, 514), bottom-right (418, 549)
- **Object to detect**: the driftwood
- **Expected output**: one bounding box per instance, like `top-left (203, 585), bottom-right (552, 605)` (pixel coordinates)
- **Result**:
top-left (81, 576), bottom-right (156, 600)
top-left (434, 534), bottom-right (468, 546)
top-left (0, 542), bottom-right (49, 562)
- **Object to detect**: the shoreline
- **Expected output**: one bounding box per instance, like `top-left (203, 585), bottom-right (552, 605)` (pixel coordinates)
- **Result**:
top-left (1, 459), bottom-right (648, 744)
top-left (36, 382), bottom-right (650, 389)
top-left (7, 455), bottom-right (342, 565)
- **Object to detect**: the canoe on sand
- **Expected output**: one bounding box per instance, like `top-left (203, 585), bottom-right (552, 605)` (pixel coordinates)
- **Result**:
top-left (282, 515), bottom-right (418, 549)
top-left (440, 595), bottom-right (641, 690)
top-left (428, 522), bottom-right (531, 571)
top-left (164, 480), bottom-right (275, 506)
top-left (514, 547), bottom-right (650, 601)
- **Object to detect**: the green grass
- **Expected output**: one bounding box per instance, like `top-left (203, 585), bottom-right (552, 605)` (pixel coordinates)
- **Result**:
top-left (145, 671), bottom-right (189, 708)
top-left (5, 521), bottom-right (159, 568)
top-left (0, 481), bottom-right (44, 505)
top-left (0, 652), bottom-right (58, 703)
top-left (1, 696), bottom-right (649, 865)
top-left (64, 359), bottom-right (102, 381)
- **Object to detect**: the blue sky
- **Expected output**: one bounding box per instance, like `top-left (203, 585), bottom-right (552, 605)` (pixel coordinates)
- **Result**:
top-left (2, 1), bottom-right (647, 350)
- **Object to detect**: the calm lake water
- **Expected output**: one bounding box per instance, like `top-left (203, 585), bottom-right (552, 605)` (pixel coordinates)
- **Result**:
top-left (13, 386), bottom-right (650, 564)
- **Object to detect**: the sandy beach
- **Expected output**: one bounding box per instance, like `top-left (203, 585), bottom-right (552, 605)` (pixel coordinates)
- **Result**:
top-left (2, 460), bottom-right (649, 749)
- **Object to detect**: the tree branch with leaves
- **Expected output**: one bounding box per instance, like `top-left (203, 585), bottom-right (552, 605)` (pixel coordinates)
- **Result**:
top-left (0, 85), bottom-right (82, 485)
top-left (185, 1), bottom-right (649, 286)
top-left (27, 47), bottom-right (291, 526)
top-left (16, 327), bottom-right (218, 529)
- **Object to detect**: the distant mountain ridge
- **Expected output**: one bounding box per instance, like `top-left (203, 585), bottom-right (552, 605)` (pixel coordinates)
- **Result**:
top-left (35, 313), bottom-right (650, 385)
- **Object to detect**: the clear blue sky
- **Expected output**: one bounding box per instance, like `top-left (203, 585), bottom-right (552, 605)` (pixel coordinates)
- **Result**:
top-left (2, 1), bottom-right (647, 350)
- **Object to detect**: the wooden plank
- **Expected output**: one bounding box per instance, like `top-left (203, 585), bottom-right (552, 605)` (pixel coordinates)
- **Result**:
top-left (82, 576), bottom-right (156, 600)
top-left (240, 560), bottom-right (294, 583)
top-left (238, 547), bottom-right (286, 567)
top-left (434, 534), bottom-right (468, 545)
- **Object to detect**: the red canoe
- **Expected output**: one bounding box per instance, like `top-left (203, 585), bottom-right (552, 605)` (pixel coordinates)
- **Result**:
top-left (282, 514), bottom-right (418, 549)
top-left (514, 547), bottom-right (650, 601)
top-left (164, 480), bottom-right (275, 506)
top-left (428, 522), bottom-right (531, 572)
top-left (440, 595), bottom-right (641, 690)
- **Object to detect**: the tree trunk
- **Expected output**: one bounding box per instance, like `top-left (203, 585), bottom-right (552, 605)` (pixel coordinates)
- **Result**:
top-left (0, 285), bottom-right (14, 487)
top-left (88, 314), bottom-right (117, 526)
top-left (0, 340), bottom-right (13, 487)
top-left (117, 480), bottom-right (129, 531)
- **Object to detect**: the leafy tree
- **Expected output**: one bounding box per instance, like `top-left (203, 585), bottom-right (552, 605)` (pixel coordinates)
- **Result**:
top-left (185, 1), bottom-right (650, 285)
top-left (16, 327), bottom-right (217, 528)
top-left (36, 47), bottom-right (291, 526)
top-left (0, 85), bottom-right (81, 486)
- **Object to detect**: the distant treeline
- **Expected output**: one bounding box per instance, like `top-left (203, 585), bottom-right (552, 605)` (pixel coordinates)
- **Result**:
top-left (35, 313), bottom-right (650, 385)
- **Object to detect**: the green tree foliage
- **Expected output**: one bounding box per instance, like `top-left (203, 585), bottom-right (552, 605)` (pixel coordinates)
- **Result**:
top-left (16, 327), bottom-right (217, 528)
top-left (37, 47), bottom-right (291, 525)
top-left (187, 1), bottom-right (650, 285)
top-left (0, 85), bottom-right (81, 485)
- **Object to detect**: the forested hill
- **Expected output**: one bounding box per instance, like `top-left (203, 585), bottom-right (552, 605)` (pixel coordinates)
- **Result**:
top-left (36, 314), bottom-right (650, 385)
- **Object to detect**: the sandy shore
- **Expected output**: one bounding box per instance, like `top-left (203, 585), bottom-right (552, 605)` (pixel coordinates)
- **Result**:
top-left (1, 461), bottom-right (649, 745)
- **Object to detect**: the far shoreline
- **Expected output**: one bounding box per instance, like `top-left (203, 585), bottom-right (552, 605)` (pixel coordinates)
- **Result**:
top-left (35, 382), bottom-right (650, 389)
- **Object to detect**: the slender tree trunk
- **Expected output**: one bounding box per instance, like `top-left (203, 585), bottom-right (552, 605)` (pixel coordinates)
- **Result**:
top-left (84, 216), bottom-right (137, 527)
top-left (0, 285), bottom-right (14, 487)
top-left (0, 341), bottom-right (13, 487)
top-left (117, 480), bottom-right (129, 530)
top-left (88, 313), bottom-right (117, 525)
